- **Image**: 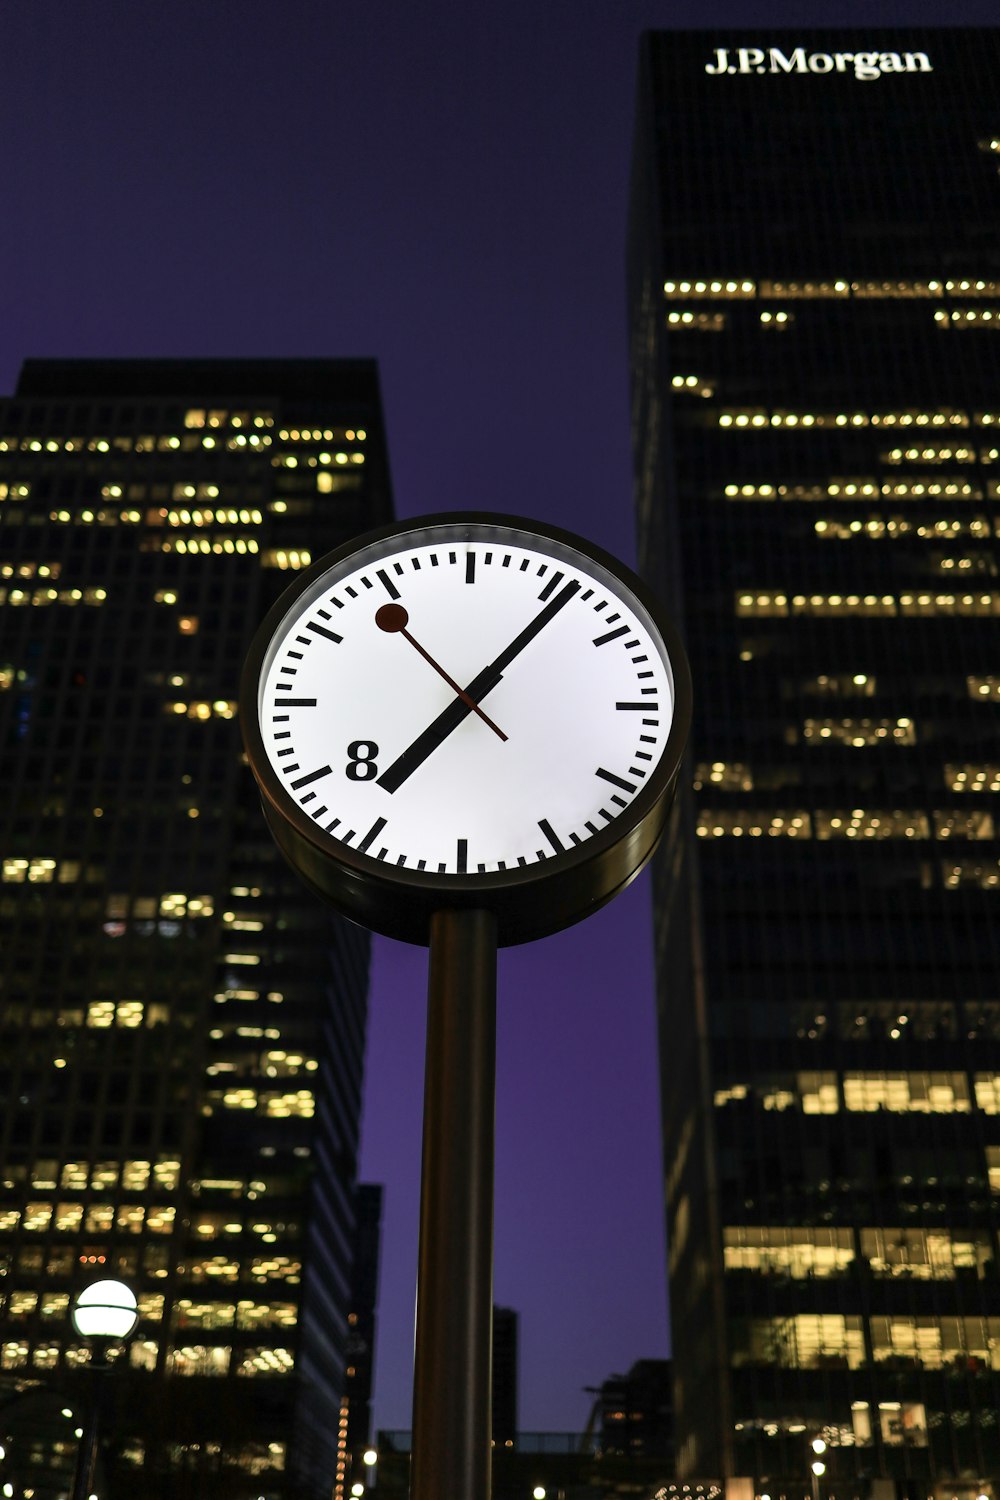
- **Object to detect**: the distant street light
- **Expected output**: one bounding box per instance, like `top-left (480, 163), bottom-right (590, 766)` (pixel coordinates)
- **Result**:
top-left (363, 1448), bottom-right (378, 1466)
top-left (809, 1436), bottom-right (827, 1500)
top-left (70, 1280), bottom-right (139, 1500)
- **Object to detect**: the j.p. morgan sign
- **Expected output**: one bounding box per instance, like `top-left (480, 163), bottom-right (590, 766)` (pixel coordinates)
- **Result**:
top-left (706, 46), bottom-right (933, 81)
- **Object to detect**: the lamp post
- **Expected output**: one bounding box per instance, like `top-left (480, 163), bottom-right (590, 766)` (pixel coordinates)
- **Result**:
top-left (69, 1280), bottom-right (138, 1500)
top-left (810, 1436), bottom-right (827, 1500)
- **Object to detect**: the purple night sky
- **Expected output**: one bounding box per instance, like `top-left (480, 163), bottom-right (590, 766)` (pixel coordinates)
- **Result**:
top-left (2, 0), bottom-right (995, 1435)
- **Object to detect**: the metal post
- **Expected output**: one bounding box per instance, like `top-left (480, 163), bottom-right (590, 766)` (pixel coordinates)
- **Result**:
top-left (72, 1354), bottom-right (109, 1500)
top-left (410, 907), bottom-right (498, 1500)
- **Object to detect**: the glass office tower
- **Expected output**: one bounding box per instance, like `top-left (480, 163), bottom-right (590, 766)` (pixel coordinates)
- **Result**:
top-left (629, 30), bottom-right (1000, 1491)
top-left (0, 360), bottom-right (392, 1498)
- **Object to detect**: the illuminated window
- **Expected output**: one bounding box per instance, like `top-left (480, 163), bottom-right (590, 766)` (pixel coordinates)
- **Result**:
top-left (262, 1090), bottom-right (315, 1119)
top-left (173, 1300), bottom-right (236, 1331)
top-left (803, 673), bottom-right (876, 697)
top-left (869, 1315), bottom-right (1000, 1371)
top-left (861, 1228), bottom-right (992, 1280)
top-left (166, 1345), bottom-right (231, 1377)
top-left (843, 1072), bottom-right (970, 1113)
top-left (943, 860), bottom-right (1000, 890)
top-left (87, 1001), bottom-right (147, 1028)
top-left (182, 1257), bottom-right (242, 1283)
top-left (724, 1227), bottom-right (854, 1278)
top-left (666, 310), bottom-right (727, 330)
top-left (802, 718), bottom-right (916, 746)
top-left (53, 1204), bottom-right (83, 1233)
top-left (261, 549), bottom-right (312, 570)
top-left (234, 1302), bottom-right (297, 1331)
top-left (166, 699), bottom-right (237, 720)
top-left (663, 279), bottom-right (756, 299)
top-left (974, 1075), bottom-right (1000, 1114)
top-left (734, 592), bottom-right (788, 617)
top-left (234, 1346), bottom-right (295, 1377)
top-left (693, 762), bottom-right (753, 791)
top-left (814, 811), bottom-right (929, 840)
top-left (697, 811), bottom-right (810, 839)
top-left (130, 1340), bottom-right (159, 1371)
top-left (715, 1073), bottom-right (837, 1113)
top-left (7, 1292), bottom-right (39, 1320)
top-left (934, 810), bottom-right (994, 840)
top-left (731, 1315), bottom-right (864, 1369)
top-left (884, 444), bottom-right (976, 463)
top-left (250, 1257), bottom-right (301, 1284)
top-left (2, 857), bottom-right (57, 883)
top-left (670, 374), bottom-right (715, 397)
top-left (116, 1206), bottom-right (145, 1234)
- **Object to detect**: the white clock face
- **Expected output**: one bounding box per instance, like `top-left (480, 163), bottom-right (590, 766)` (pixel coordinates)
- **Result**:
top-left (255, 520), bottom-right (677, 876)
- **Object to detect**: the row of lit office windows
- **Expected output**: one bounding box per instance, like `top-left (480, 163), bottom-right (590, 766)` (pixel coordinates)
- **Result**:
top-left (724, 1225), bottom-right (994, 1280)
top-left (115, 1437), bottom-right (286, 1474)
top-left (0, 1339), bottom-right (294, 1377)
top-left (0, 1204), bottom-right (176, 1234)
top-left (0, 1207), bottom-right (298, 1243)
top-left (205, 1053), bottom-right (317, 1080)
top-left (0, 586), bottom-right (107, 607)
top-left (2, 1245), bottom-right (301, 1282)
top-left (695, 760), bottom-right (1000, 796)
top-left (814, 518), bottom-right (992, 539)
top-left (731, 1314), bottom-right (1000, 1373)
top-left (2, 1159), bottom-right (180, 1192)
top-left (711, 1001), bottom-right (1000, 1044)
top-left (663, 277), bottom-right (1000, 299)
top-left (202, 1089), bottom-right (315, 1119)
top-left (735, 1404), bottom-right (925, 1452)
top-left (696, 810), bottom-right (995, 840)
top-left (690, 751), bottom-right (1000, 791)
top-left (714, 1072), bottom-right (1000, 1114)
top-left (668, 306), bottom-right (1000, 331)
top-left (0, 433), bottom-right (274, 454)
top-left (736, 591), bottom-right (1000, 616)
top-left (718, 409), bottom-right (991, 430)
top-left (724, 478), bottom-right (997, 499)
top-left (0, 1291), bottom-right (296, 1329)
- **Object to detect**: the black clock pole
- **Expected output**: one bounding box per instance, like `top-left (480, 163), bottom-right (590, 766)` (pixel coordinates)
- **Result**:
top-left (410, 906), bottom-right (498, 1500)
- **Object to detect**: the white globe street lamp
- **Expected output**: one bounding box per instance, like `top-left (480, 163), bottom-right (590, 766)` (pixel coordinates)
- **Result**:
top-left (70, 1281), bottom-right (139, 1343)
top-left (70, 1280), bottom-right (139, 1500)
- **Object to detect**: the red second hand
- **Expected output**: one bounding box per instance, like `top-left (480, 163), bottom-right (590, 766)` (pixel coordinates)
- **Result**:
top-left (375, 603), bottom-right (508, 742)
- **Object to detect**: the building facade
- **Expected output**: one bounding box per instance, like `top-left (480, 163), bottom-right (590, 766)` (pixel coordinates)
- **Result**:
top-left (340, 1181), bottom-right (383, 1500)
top-left (629, 29), bottom-right (1000, 1490)
top-left (594, 1358), bottom-right (673, 1467)
top-left (0, 359), bottom-right (392, 1497)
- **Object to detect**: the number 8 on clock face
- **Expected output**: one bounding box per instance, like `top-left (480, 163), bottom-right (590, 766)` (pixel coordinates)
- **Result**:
top-left (241, 513), bottom-right (691, 945)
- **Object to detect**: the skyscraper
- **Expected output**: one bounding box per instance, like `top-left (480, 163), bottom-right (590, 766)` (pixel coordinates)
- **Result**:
top-left (629, 29), bottom-right (1000, 1488)
top-left (0, 359), bottom-right (392, 1498)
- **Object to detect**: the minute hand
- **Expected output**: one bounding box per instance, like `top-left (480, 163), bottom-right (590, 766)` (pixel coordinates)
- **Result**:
top-left (376, 577), bottom-right (581, 795)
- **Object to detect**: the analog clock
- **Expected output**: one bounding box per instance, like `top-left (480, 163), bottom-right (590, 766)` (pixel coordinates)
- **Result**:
top-left (240, 513), bottom-right (690, 944)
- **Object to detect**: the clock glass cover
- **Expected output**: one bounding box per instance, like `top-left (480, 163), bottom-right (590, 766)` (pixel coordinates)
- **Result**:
top-left (242, 514), bottom-right (689, 941)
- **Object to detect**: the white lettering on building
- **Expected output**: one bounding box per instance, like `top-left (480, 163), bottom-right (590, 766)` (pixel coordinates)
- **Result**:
top-left (704, 46), bottom-right (933, 81)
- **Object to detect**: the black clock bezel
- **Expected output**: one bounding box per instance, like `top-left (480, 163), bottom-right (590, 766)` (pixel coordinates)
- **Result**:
top-left (240, 511), bottom-right (691, 946)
